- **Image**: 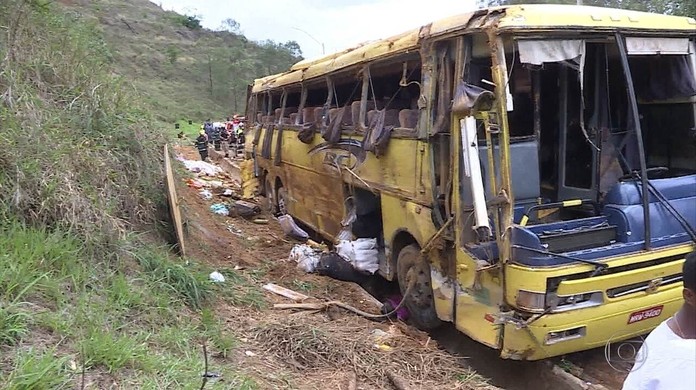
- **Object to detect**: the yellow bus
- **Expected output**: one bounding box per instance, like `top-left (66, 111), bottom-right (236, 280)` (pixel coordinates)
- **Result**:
top-left (246, 4), bottom-right (696, 360)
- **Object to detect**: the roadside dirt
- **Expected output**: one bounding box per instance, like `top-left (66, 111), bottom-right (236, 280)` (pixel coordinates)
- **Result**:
top-left (171, 144), bottom-right (629, 390)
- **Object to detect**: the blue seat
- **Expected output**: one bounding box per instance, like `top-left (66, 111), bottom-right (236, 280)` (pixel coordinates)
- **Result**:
top-left (479, 137), bottom-right (540, 223)
top-left (603, 174), bottom-right (696, 243)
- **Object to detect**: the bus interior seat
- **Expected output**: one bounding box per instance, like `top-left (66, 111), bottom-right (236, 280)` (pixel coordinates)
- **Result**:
top-left (603, 174), bottom-right (696, 244)
top-left (367, 109), bottom-right (400, 127)
top-left (302, 107), bottom-right (316, 124)
top-left (398, 109), bottom-right (418, 129)
top-left (350, 100), bottom-right (384, 128)
top-left (479, 137), bottom-right (540, 222)
top-left (313, 107), bottom-right (326, 126)
top-left (329, 107), bottom-right (353, 126)
top-left (289, 113), bottom-right (300, 124)
top-left (275, 107), bottom-right (298, 122)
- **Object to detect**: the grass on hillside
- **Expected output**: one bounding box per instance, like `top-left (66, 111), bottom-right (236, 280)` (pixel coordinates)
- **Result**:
top-left (0, 2), bottom-right (263, 387)
top-left (61, 0), bottom-right (302, 124)
top-left (0, 220), bottom-right (260, 389)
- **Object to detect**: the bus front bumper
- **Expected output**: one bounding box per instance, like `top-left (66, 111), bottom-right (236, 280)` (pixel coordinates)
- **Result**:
top-left (500, 287), bottom-right (683, 360)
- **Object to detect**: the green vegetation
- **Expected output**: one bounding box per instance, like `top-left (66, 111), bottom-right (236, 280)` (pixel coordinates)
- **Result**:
top-left (58, 0), bottom-right (303, 125)
top-left (0, 1), bottom-right (265, 387)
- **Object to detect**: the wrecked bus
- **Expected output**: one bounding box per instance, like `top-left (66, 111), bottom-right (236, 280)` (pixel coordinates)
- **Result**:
top-left (246, 4), bottom-right (696, 360)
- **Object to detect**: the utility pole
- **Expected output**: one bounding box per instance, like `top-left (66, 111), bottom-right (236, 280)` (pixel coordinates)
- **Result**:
top-left (291, 27), bottom-right (325, 55)
top-left (207, 54), bottom-right (213, 97)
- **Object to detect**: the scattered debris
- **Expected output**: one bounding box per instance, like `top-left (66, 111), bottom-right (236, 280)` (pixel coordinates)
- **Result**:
top-left (278, 214), bottom-right (309, 240)
top-left (230, 200), bottom-right (261, 218)
top-left (262, 283), bottom-right (311, 302)
top-left (222, 188), bottom-right (234, 197)
top-left (336, 238), bottom-right (379, 274)
top-left (201, 372), bottom-right (221, 378)
top-left (316, 252), bottom-right (369, 284)
top-left (273, 299), bottom-right (385, 319)
top-left (181, 159), bottom-right (223, 176)
top-left (244, 351), bottom-right (257, 357)
top-left (209, 271), bottom-right (225, 283)
top-left (252, 218), bottom-right (268, 224)
top-left (210, 203), bottom-right (229, 216)
top-left (382, 295), bottom-right (409, 321)
top-left (226, 224), bottom-right (243, 237)
top-left (289, 244), bottom-right (322, 273)
top-left (206, 180), bottom-right (224, 188)
top-left (199, 189), bottom-right (213, 200)
top-left (306, 239), bottom-right (326, 250)
top-left (186, 178), bottom-right (207, 188)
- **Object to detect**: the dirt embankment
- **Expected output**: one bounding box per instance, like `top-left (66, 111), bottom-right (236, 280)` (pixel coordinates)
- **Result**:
top-left (172, 144), bottom-right (498, 390)
top-left (172, 144), bottom-right (627, 390)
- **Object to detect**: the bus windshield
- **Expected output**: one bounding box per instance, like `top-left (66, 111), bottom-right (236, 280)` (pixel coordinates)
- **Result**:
top-left (491, 34), bottom-right (696, 265)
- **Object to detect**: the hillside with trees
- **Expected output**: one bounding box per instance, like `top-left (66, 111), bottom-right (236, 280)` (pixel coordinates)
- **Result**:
top-left (59, 0), bottom-right (303, 123)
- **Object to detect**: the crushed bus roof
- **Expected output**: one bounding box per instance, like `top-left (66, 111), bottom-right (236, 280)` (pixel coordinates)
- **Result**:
top-left (251, 4), bottom-right (696, 93)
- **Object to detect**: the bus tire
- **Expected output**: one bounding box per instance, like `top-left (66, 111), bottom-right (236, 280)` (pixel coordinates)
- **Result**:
top-left (396, 244), bottom-right (442, 330)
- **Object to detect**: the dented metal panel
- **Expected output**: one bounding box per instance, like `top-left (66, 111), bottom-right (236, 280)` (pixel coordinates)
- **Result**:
top-left (498, 4), bottom-right (696, 31)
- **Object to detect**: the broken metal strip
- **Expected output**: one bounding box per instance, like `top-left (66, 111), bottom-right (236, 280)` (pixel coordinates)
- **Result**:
top-left (615, 33), bottom-right (651, 251)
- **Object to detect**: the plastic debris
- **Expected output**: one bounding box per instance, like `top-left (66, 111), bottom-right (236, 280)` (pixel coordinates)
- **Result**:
top-left (382, 295), bottom-right (409, 321)
top-left (336, 227), bottom-right (353, 241)
top-left (182, 159), bottom-right (222, 176)
top-left (186, 178), bottom-right (207, 188)
top-left (252, 218), bottom-right (268, 224)
top-left (210, 203), bottom-right (229, 216)
top-left (289, 244), bottom-right (322, 273)
top-left (209, 271), bottom-right (225, 283)
top-left (278, 214), bottom-right (309, 240)
top-left (199, 189), bottom-right (213, 200)
top-left (316, 252), bottom-right (370, 284)
top-left (222, 189), bottom-right (234, 196)
top-left (336, 238), bottom-right (379, 274)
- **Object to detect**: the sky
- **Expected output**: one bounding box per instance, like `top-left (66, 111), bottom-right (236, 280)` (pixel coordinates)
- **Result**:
top-left (151, 0), bottom-right (479, 59)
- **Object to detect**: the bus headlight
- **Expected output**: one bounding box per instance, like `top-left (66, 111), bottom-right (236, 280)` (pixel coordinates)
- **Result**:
top-left (516, 290), bottom-right (546, 312)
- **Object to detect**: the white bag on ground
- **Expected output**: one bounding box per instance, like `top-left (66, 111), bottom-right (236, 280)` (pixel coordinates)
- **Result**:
top-left (336, 238), bottom-right (379, 274)
top-left (278, 214), bottom-right (309, 240)
top-left (288, 244), bottom-right (321, 273)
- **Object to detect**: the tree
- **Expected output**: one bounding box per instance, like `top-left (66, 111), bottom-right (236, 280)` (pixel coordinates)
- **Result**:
top-left (479, 0), bottom-right (695, 17)
top-left (220, 18), bottom-right (241, 34)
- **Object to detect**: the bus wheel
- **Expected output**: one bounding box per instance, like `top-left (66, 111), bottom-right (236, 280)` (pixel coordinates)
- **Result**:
top-left (396, 244), bottom-right (442, 330)
top-left (264, 177), bottom-right (277, 214)
top-left (277, 187), bottom-right (288, 215)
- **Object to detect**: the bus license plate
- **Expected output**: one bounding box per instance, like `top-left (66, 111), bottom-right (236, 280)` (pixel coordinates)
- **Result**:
top-left (627, 305), bottom-right (663, 324)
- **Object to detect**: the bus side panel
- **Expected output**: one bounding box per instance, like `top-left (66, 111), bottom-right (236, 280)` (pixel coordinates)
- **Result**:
top-left (280, 131), bottom-right (345, 239)
top-left (454, 248), bottom-right (504, 349)
top-left (284, 163), bottom-right (344, 238)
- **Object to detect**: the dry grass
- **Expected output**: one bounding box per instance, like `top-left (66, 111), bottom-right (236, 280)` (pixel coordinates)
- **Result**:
top-left (251, 315), bottom-right (494, 390)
